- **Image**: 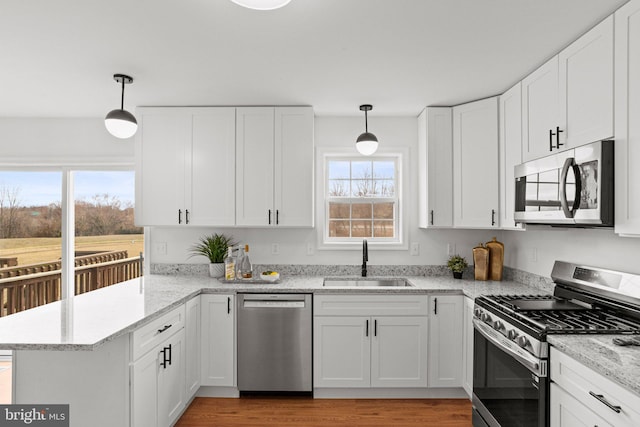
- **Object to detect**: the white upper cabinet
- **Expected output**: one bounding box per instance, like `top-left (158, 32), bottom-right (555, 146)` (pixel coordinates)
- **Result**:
top-left (522, 56), bottom-right (560, 161)
top-left (418, 107), bottom-right (454, 228)
top-left (499, 82), bottom-right (524, 230)
top-left (236, 106), bottom-right (314, 227)
top-left (522, 16), bottom-right (614, 161)
top-left (453, 97), bottom-right (500, 228)
top-left (135, 107), bottom-right (236, 226)
top-left (615, 0), bottom-right (640, 236)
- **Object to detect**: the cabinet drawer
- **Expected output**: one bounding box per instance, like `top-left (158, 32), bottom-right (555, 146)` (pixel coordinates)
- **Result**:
top-left (550, 347), bottom-right (640, 427)
top-left (132, 304), bottom-right (185, 361)
top-left (314, 295), bottom-right (428, 316)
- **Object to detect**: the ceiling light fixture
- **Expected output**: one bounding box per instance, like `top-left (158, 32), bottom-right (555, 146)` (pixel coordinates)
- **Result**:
top-left (356, 104), bottom-right (379, 156)
top-left (104, 74), bottom-right (138, 139)
top-left (230, 0), bottom-right (292, 10)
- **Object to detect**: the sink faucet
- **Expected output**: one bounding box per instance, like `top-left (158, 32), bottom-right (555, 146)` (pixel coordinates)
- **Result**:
top-left (362, 239), bottom-right (368, 277)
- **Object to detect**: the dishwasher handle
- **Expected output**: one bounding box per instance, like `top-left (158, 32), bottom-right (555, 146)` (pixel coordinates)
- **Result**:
top-left (240, 293), bottom-right (310, 309)
top-left (243, 300), bottom-right (306, 308)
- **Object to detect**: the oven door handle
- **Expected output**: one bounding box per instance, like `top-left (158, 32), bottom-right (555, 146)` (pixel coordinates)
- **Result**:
top-left (473, 319), bottom-right (546, 376)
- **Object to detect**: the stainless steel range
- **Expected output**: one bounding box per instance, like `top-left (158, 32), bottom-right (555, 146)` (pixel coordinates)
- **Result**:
top-left (472, 261), bottom-right (640, 427)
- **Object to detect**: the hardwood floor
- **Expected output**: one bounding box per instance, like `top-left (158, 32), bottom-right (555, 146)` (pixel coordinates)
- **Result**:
top-left (175, 397), bottom-right (472, 427)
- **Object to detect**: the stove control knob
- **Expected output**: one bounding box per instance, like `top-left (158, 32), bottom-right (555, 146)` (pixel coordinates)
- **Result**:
top-left (481, 313), bottom-right (492, 323)
top-left (493, 320), bottom-right (504, 331)
top-left (508, 330), bottom-right (519, 340)
top-left (517, 336), bottom-right (530, 349)
top-left (474, 308), bottom-right (482, 319)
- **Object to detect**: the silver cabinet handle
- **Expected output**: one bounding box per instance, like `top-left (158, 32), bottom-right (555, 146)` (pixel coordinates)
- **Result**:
top-left (589, 391), bottom-right (622, 414)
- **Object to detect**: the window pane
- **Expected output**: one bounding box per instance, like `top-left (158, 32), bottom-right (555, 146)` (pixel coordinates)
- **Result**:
top-left (328, 180), bottom-right (350, 197)
top-left (328, 161), bottom-right (350, 179)
top-left (373, 202), bottom-right (394, 219)
top-left (0, 171), bottom-right (62, 317)
top-left (329, 202), bottom-right (350, 219)
top-left (372, 180), bottom-right (395, 197)
top-left (74, 171), bottom-right (143, 294)
top-left (328, 220), bottom-right (350, 237)
top-left (373, 161), bottom-right (395, 179)
top-left (373, 220), bottom-right (394, 237)
top-left (353, 179), bottom-right (375, 197)
top-left (352, 203), bottom-right (372, 219)
top-left (351, 220), bottom-right (372, 237)
top-left (352, 161), bottom-right (372, 179)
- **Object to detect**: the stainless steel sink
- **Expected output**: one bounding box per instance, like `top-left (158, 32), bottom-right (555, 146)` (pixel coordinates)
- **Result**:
top-left (323, 278), bottom-right (412, 287)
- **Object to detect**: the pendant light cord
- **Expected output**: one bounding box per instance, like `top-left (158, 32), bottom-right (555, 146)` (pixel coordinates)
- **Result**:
top-left (120, 78), bottom-right (125, 110)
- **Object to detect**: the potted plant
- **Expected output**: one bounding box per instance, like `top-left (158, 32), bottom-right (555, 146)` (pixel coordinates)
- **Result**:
top-left (189, 233), bottom-right (237, 278)
top-left (447, 254), bottom-right (468, 279)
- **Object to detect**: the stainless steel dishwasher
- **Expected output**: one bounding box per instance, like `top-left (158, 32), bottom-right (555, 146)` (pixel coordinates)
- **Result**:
top-left (237, 293), bottom-right (312, 392)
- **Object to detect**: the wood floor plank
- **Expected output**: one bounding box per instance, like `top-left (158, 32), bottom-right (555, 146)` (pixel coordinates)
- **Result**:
top-left (175, 397), bottom-right (472, 427)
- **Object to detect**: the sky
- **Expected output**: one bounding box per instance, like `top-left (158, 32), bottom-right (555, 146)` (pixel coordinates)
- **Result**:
top-left (0, 171), bottom-right (135, 207)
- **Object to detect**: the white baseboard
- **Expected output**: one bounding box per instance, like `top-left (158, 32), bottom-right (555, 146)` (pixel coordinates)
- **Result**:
top-left (313, 387), bottom-right (468, 399)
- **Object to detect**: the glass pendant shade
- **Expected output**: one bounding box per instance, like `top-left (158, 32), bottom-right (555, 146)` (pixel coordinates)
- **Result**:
top-left (105, 109), bottom-right (138, 139)
top-left (230, 0), bottom-right (292, 10)
top-left (356, 132), bottom-right (379, 156)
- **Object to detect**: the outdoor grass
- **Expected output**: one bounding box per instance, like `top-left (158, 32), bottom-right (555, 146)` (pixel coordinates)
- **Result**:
top-left (0, 234), bottom-right (144, 266)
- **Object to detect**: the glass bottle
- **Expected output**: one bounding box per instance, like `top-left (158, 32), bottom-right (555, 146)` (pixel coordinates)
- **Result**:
top-left (224, 247), bottom-right (235, 280)
top-left (239, 244), bottom-right (253, 279)
top-left (235, 245), bottom-right (245, 279)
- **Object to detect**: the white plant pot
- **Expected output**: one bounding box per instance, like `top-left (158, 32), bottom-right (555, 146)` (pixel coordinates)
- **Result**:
top-left (209, 263), bottom-right (225, 278)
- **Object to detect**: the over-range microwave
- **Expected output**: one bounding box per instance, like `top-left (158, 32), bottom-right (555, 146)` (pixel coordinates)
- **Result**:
top-left (514, 140), bottom-right (614, 227)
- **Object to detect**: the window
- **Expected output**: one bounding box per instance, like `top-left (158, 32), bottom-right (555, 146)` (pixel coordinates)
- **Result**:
top-left (324, 156), bottom-right (401, 243)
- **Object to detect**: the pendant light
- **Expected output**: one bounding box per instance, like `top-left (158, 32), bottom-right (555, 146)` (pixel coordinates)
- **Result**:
top-left (230, 0), bottom-right (292, 10)
top-left (104, 74), bottom-right (138, 139)
top-left (356, 104), bottom-right (379, 156)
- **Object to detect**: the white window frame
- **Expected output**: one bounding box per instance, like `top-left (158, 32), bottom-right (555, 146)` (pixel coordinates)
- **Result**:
top-left (315, 147), bottom-right (408, 250)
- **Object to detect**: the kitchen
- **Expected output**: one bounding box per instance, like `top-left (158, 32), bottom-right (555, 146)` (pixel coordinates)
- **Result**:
top-left (2, 0), bottom-right (640, 426)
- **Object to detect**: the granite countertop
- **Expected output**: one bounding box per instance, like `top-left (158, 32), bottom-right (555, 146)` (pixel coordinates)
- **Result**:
top-left (548, 335), bottom-right (640, 396)
top-left (0, 273), bottom-right (546, 351)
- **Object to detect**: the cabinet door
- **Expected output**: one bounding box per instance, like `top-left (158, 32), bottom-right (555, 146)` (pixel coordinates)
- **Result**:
top-left (418, 107), bottom-right (453, 228)
top-left (615, 0), bottom-right (640, 236)
top-left (201, 294), bottom-right (235, 386)
top-left (135, 108), bottom-right (190, 226)
top-left (157, 329), bottom-right (186, 427)
top-left (274, 107), bottom-right (314, 227)
top-left (236, 107), bottom-right (275, 226)
top-left (452, 97), bottom-right (499, 228)
top-left (188, 108), bottom-right (236, 226)
top-left (522, 56), bottom-right (559, 161)
top-left (370, 316), bottom-right (428, 388)
top-left (428, 295), bottom-right (463, 387)
top-left (313, 316), bottom-right (370, 388)
top-left (185, 296), bottom-right (201, 399)
top-left (558, 15), bottom-right (614, 149)
top-left (131, 348), bottom-right (158, 427)
top-left (462, 296), bottom-right (474, 397)
top-left (499, 83), bottom-right (524, 230)
top-left (550, 383), bottom-right (613, 427)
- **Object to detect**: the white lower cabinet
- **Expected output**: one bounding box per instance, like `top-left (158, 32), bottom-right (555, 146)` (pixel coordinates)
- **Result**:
top-left (550, 347), bottom-right (640, 427)
top-left (427, 295), bottom-right (463, 388)
top-left (131, 305), bottom-right (187, 427)
top-left (462, 296), bottom-right (474, 397)
top-left (313, 295), bottom-right (428, 389)
top-left (200, 294), bottom-right (235, 386)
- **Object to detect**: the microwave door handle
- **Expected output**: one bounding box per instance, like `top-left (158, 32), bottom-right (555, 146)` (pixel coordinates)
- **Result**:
top-left (560, 157), bottom-right (582, 219)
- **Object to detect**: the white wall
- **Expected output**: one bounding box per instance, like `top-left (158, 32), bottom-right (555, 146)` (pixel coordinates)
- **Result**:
top-left (0, 118), bottom-right (134, 165)
top-left (149, 115), bottom-right (497, 266)
top-left (502, 227), bottom-right (640, 276)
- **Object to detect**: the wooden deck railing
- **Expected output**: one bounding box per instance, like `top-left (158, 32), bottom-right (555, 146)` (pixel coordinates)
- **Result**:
top-left (0, 255), bottom-right (142, 317)
top-left (0, 250), bottom-right (129, 279)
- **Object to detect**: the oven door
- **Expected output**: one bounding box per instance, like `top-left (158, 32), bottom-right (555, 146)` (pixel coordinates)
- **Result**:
top-left (472, 319), bottom-right (548, 427)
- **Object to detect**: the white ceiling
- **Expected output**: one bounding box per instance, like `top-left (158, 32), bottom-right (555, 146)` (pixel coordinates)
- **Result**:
top-left (0, 0), bottom-right (628, 118)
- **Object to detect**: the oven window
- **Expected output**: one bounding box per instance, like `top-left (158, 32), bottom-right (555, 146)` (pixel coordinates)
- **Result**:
top-left (473, 330), bottom-right (546, 427)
